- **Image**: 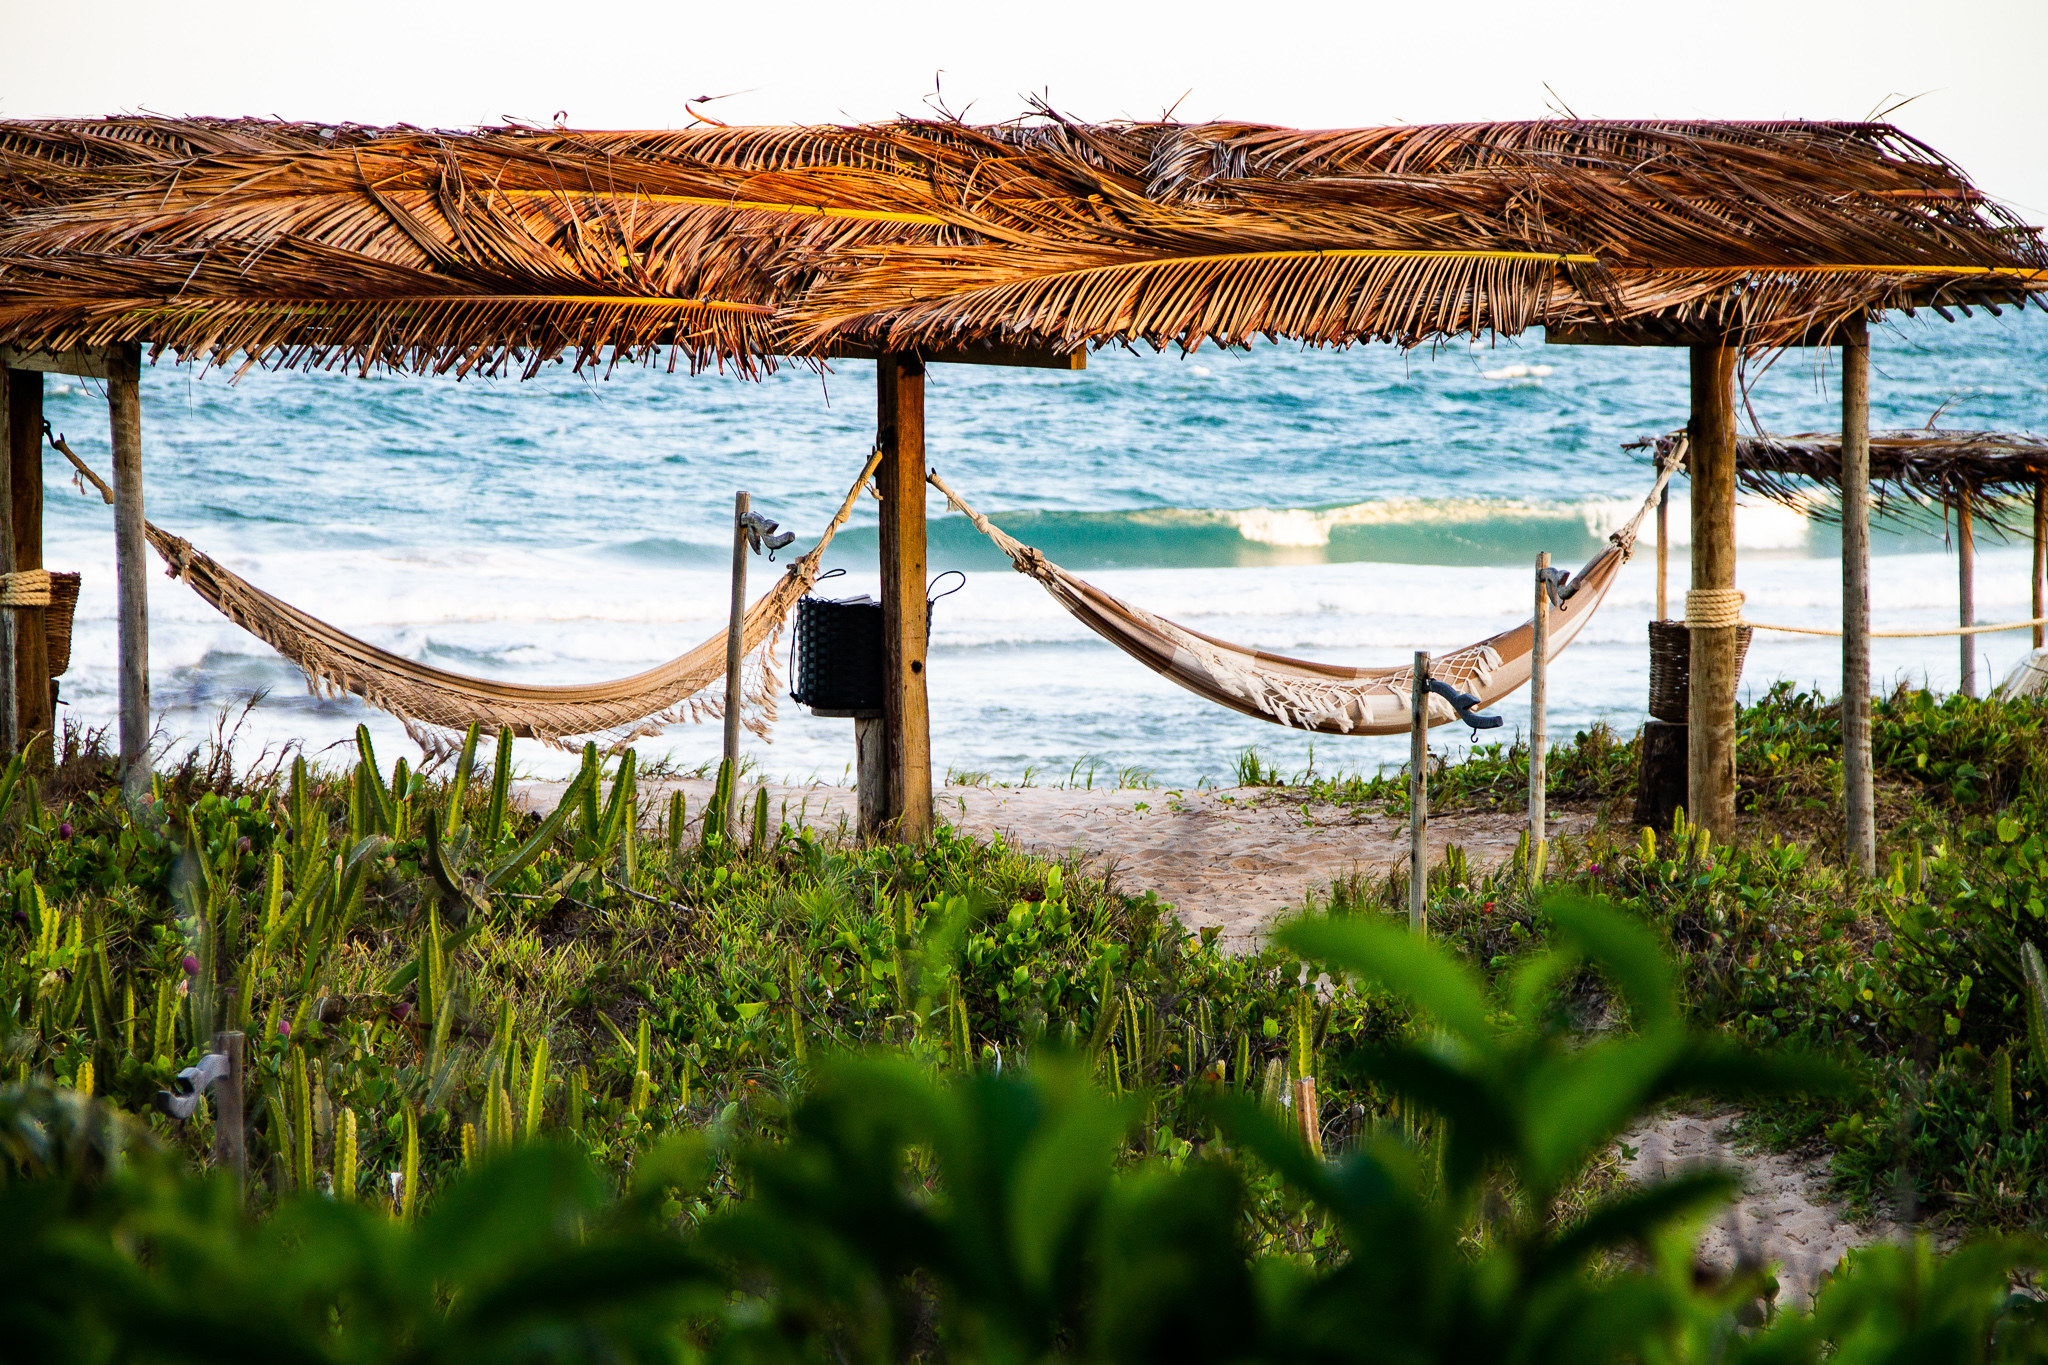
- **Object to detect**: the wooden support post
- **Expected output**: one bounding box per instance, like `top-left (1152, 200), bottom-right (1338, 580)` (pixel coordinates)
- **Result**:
top-left (3, 368), bottom-right (52, 758)
top-left (723, 491), bottom-right (749, 840)
top-left (1958, 485), bottom-right (1977, 697)
top-left (2033, 481), bottom-right (2045, 651)
top-left (876, 354), bottom-right (932, 843)
top-left (1530, 552), bottom-right (1549, 874)
top-left (854, 715), bottom-right (887, 841)
top-left (109, 355), bottom-right (149, 799)
top-left (1686, 344), bottom-right (1740, 843)
top-left (1841, 318), bottom-right (1875, 876)
top-left (1409, 650), bottom-right (1429, 934)
top-left (1655, 485), bottom-right (1670, 621)
top-left (210, 1029), bottom-right (246, 1190)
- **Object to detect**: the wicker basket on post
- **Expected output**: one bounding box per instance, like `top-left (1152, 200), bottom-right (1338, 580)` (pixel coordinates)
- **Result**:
top-left (1646, 619), bottom-right (1753, 723)
top-left (43, 571), bottom-right (80, 679)
top-left (1637, 619), bottom-right (1754, 830)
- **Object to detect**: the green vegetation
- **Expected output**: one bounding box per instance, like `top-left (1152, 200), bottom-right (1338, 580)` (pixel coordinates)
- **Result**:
top-left (10, 897), bottom-right (2045, 1363)
top-left (10, 681), bottom-right (2048, 1359)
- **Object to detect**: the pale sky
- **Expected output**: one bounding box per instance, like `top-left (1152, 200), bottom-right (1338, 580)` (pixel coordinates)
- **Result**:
top-left (5, 0), bottom-right (2045, 218)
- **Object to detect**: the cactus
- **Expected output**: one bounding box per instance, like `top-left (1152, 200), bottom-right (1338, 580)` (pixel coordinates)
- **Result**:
top-left (2021, 941), bottom-right (2048, 1083)
top-left (333, 1108), bottom-right (358, 1201)
top-left (667, 790), bottom-right (687, 862)
top-left (524, 1036), bottom-right (548, 1137)
top-left (750, 787), bottom-right (771, 855)
top-left (484, 726), bottom-right (513, 844)
top-left (945, 971), bottom-right (967, 1070)
top-left (399, 1104), bottom-right (419, 1221)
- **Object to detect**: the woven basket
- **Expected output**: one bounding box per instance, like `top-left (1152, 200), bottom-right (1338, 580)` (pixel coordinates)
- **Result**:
top-left (43, 571), bottom-right (80, 679)
top-left (791, 595), bottom-right (887, 713)
top-left (1647, 618), bottom-right (1754, 723)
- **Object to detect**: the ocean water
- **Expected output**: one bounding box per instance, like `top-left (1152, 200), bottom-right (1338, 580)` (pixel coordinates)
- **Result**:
top-left (27, 311), bottom-right (2048, 786)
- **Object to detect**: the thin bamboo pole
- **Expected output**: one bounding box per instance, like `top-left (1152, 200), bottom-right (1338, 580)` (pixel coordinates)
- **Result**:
top-left (1655, 488), bottom-right (1669, 620)
top-left (722, 491), bottom-right (749, 839)
top-left (1841, 318), bottom-right (1874, 877)
top-left (1530, 553), bottom-right (1549, 877)
top-left (1959, 485), bottom-right (1977, 697)
top-left (110, 361), bottom-right (148, 800)
top-left (2033, 481), bottom-right (2044, 651)
top-left (1409, 650), bottom-right (1429, 935)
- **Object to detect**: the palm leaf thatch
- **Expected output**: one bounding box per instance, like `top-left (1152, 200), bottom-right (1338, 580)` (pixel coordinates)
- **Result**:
top-left (0, 113), bottom-right (2039, 375)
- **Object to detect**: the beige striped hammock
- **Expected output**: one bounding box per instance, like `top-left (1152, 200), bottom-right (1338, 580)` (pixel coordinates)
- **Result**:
top-left (52, 435), bottom-right (882, 755)
top-left (926, 453), bottom-right (1677, 735)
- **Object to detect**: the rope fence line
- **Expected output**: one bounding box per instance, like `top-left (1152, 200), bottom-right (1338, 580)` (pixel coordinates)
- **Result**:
top-left (1742, 614), bottom-right (2048, 639)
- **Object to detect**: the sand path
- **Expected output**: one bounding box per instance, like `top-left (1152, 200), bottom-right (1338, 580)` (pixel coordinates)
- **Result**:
top-left (1619, 1109), bottom-right (1910, 1309)
top-left (522, 777), bottom-right (1588, 948)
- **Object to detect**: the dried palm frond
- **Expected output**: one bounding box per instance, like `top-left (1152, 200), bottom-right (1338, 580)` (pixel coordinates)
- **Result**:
top-left (0, 112), bottom-right (2039, 370)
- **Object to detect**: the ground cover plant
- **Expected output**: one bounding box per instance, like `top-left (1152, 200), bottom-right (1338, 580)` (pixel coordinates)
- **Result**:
top-left (0, 721), bottom-right (1394, 1232)
top-left (1276, 681), bottom-right (2048, 1233)
top-left (9, 687), bottom-right (2048, 1359)
top-left (9, 896), bottom-right (2045, 1363)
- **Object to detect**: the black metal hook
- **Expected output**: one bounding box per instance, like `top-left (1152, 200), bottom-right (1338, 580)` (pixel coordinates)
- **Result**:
top-left (926, 570), bottom-right (965, 606)
top-left (738, 510), bottom-right (797, 560)
top-left (1426, 678), bottom-right (1504, 731)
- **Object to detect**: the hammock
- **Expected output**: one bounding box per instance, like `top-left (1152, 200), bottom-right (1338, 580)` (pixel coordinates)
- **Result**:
top-left (51, 432), bottom-right (883, 755)
top-left (926, 452), bottom-right (1679, 735)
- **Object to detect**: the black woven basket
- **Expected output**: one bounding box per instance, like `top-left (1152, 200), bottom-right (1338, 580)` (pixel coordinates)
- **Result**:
top-left (791, 595), bottom-right (887, 713)
top-left (1647, 619), bottom-right (1754, 723)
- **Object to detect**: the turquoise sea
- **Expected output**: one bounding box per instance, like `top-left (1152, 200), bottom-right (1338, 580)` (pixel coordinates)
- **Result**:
top-left (29, 312), bottom-right (2048, 785)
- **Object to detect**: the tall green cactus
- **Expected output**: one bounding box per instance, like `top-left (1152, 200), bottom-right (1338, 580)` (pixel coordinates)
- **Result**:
top-left (2021, 941), bottom-right (2048, 1083)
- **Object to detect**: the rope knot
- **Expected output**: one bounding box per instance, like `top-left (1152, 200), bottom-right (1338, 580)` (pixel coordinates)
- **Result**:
top-left (0, 569), bottom-right (52, 607)
top-left (1685, 588), bottom-right (1746, 629)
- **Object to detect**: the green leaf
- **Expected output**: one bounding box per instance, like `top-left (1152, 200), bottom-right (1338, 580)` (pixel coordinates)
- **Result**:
top-left (1278, 916), bottom-right (1493, 1045)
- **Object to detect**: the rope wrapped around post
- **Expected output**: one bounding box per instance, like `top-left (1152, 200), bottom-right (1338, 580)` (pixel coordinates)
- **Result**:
top-left (0, 569), bottom-right (52, 607)
top-left (1685, 588), bottom-right (1747, 630)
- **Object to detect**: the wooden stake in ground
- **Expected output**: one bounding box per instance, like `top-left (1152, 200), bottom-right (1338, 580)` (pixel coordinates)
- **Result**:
top-left (1841, 318), bottom-right (1875, 877)
top-left (876, 353), bottom-right (932, 843)
top-left (211, 1029), bottom-right (246, 1190)
top-left (1530, 553), bottom-right (1549, 876)
top-left (1687, 344), bottom-right (1740, 842)
top-left (1958, 484), bottom-right (1977, 697)
top-left (109, 349), bottom-right (148, 799)
top-left (1409, 650), bottom-right (1429, 935)
top-left (722, 491), bottom-right (749, 841)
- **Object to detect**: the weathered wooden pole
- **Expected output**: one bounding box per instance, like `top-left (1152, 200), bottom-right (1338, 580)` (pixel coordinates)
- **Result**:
top-left (1530, 552), bottom-right (1549, 875)
top-left (1655, 486), bottom-right (1669, 620)
top-left (1409, 650), bottom-right (1429, 934)
top-left (3, 367), bottom-right (53, 758)
top-left (1841, 317), bottom-right (1875, 877)
top-left (1686, 343), bottom-right (1740, 843)
top-left (722, 490), bottom-right (749, 840)
top-left (1958, 484), bottom-right (1977, 697)
top-left (876, 354), bottom-right (932, 843)
top-left (211, 1029), bottom-right (246, 1190)
top-left (109, 348), bottom-right (149, 799)
top-left (2033, 481), bottom-right (2045, 651)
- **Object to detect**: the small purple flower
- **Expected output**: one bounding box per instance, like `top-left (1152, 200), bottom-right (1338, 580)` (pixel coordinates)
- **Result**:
top-left (56, 822), bottom-right (72, 840)
top-left (235, 836), bottom-right (252, 855)
top-left (391, 1001), bottom-right (413, 1023)
top-left (180, 954), bottom-right (200, 976)
top-left (278, 1020), bottom-right (292, 1039)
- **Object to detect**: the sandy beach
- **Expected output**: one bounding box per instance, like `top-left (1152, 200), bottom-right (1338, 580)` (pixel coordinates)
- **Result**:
top-left (520, 777), bottom-right (1591, 948)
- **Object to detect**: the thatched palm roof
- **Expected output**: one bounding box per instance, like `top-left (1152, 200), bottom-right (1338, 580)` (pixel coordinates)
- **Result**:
top-left (0, 114), bottom-right (2041, 376)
